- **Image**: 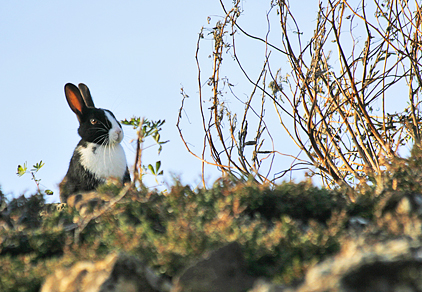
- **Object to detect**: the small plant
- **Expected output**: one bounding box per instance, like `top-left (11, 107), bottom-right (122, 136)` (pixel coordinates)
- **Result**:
top-left (121, 117), bottom-right (168, 185)
top-left (16, 161), bottom-right (53, 195)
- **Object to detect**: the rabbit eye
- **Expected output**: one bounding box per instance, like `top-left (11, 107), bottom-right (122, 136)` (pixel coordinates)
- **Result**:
top-left (90, 119), bottom-right (98, 125)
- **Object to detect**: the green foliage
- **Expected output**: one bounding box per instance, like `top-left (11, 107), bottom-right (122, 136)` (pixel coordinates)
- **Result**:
top-left (3, 145), bottom-right (422, 291)
top-left (16, 161), bottom-right (53, 195)
top-left (0, 181), bottom-right (350, 290)
top-left (121, 117), bottom-right (168, 155)
top-left (121, 117), bottom-right (168, 183)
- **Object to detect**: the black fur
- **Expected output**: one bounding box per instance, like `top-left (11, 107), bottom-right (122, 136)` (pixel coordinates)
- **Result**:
top-left (123, 168), bottom-right (131, 184)
top-left (76, 108), bottom-right (119, 145)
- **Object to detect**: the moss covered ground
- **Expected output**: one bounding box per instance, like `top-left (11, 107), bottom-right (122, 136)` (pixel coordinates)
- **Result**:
top-left (2, 147), bottom-right (422, 291)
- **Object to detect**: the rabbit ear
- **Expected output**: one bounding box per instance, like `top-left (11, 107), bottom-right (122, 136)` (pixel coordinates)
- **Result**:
top-left (65, 83), bottom-right (87, 122)
top-left (78, 83), bottom-right (95, 108)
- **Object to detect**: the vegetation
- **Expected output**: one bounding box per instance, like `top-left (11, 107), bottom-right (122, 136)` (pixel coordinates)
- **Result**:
top-left (178, 0), bottom-right (422, 188)
top-left (2, 144), bottom-right (422, 291)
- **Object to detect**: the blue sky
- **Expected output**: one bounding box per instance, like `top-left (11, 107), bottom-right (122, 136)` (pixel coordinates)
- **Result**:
top-left (5, 1), bottom-right (405, 202)
top-left (2, 1), bottom-right (305, 202)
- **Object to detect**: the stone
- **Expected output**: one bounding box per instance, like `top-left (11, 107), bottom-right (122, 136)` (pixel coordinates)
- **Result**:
top-left (66, 191), bottom-right (105, 218)
top-left (41, 253), bottom-right (171, 292)
top-left (248, 279), bottom-right (286, 292)
top-left (294, 238), bottom-right (422, 292)
top-left (172, 242), bottom-right (256, 292)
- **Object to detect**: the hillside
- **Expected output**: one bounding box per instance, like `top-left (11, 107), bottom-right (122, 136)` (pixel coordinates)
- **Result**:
top-left (2, 147), bottom-right (422, 291)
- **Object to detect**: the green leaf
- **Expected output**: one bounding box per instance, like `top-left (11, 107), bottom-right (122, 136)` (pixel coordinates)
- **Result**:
top-left (148, 164), bottom-right (155, 175)
top-left (17, 162), bottom-right (27, 177)
top-left (32, 160), bottom-right (45, 172)
top-left (156, 161), bottom-right (161, 172)
top-left (154, 133), bottom-right (161, 143)
top-left (45, 189), bottom-right (54, 195)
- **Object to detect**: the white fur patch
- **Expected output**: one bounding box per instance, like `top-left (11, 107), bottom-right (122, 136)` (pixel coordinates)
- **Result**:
top-left (78, 142), bottom-right (127, 180)
top-left (104, 111), bottom-right (123, 144)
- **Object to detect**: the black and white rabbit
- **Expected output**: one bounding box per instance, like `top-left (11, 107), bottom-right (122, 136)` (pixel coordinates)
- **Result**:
top-left (59, 83), bottom-right (130, 203)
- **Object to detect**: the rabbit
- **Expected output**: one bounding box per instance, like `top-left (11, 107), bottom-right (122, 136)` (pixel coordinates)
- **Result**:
top-left (59, 83), bottom-right (130, 203)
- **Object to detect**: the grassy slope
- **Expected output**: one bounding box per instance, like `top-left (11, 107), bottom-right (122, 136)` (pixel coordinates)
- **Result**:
top-left (2, 147), bottom-right (422, 292)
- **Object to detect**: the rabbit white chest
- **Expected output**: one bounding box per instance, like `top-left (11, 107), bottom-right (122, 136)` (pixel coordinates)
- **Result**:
top-left (77, 142), bottom-right (127, 180)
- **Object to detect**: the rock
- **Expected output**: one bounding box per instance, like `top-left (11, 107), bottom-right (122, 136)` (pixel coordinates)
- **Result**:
top-left (376, 191), bottom-right (422, 238)
top-left (294, 238), bottom-right (422, 292)
top-left (248, 279), bottom-right (286, 292)
top-left (41, 253), bottom-right (171, 292)
top-left (66, 191), bottom-right (105, 217)
top-left (172, 242), bottom-right (256, 292)
top-left (379, 192), bottom-right (422, 217)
